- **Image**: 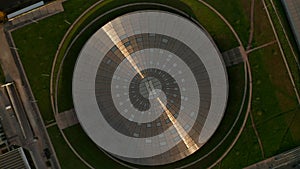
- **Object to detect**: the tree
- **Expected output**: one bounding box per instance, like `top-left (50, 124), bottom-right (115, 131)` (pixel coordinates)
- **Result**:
top-left (0, 11), bottom-right (6, 23)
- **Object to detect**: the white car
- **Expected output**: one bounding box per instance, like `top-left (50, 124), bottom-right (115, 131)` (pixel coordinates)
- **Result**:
top-left (5, 105), bottom-right (11, 110)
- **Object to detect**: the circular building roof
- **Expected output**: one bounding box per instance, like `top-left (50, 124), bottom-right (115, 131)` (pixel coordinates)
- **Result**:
top-left (72, 11), bottom-right (228, 166)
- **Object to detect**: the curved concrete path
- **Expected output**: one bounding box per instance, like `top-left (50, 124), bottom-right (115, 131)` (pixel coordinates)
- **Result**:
top-left (50, 1), bottom-right (253, 169)
top-left (195, 1), bottom-right (253, 169)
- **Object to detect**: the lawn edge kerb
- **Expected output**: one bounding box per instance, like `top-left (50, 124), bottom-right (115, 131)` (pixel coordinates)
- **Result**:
top-left (50, 0), bottom-right (198, 114)
top-left (51, 0), bottom-right (238, 114)
top-left (56, 3), bottom-right (202, 113)
top-left (264, 0), bottom-right (300, 94)
top-left (50, 0), bottom-right (106, 115)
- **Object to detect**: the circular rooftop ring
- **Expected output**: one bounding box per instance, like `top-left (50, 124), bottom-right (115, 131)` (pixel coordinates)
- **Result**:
top-left (72, 11), bottom-right (228, 166)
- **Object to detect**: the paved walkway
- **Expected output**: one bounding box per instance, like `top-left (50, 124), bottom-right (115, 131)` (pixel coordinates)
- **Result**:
top-left (7, 0), bottom-right (64, 27)
top-left (56, 109), bottom-right (78, 129)
top-left (48, 1), bottom-right (253, 169)
top-left (222, 47), bottom-right (244, 67)
top-left (245, 0), bottom-right (266, 159)
top-left (0, 25), bottom-right (20, 82)
top-left (262, 0), bottom-right (300, 104)
top-left (180, 1), bottom-right (253, 168)
top-left (247, 0), bottom-right (255, 50)
top-left (247, 40), bottom-right (277, 54)
top-left (0, 24), bottom-right (60, 169)
top-left (50, 1), bottom-right (105, 169)
top-left (0, 88), bottom-right (22, 146)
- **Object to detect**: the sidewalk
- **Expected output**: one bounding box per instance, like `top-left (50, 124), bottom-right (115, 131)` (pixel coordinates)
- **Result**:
top-left (0, 25), bottom-right (21, 82)
top-left (0, 24), bottom-right (61, 168)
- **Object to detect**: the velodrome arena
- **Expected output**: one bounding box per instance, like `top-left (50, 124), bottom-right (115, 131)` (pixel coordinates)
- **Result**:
top-left (72, 10), bottom-right (228, 166)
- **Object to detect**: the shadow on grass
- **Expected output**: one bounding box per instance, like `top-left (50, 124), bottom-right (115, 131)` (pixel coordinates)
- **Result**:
top-left (62, 63), bottom-right (247, 169)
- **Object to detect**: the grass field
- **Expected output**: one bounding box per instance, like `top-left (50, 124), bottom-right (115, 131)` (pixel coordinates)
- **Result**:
top-left (54, 0), bottom-right (238, 113)
top-left (10, 0), bottom-right (300, 168)
top-left (55, 0), bottom-right (199, 112)
top-left (214, 0), bottom-right (300, 167)
top-left (249, 44), bottom-right (300, 156)
top-left (11, 0), bottom-right (237, 123)
top-left (12, 0), bottom-right (100, 123)
top-left (181, 0), bottom-right (238, 51)
top-left (52, 1), bottom-right (245, 168)
top-left (252, 0), bottom-right (276, 47)
top-left (264, 0), bottom-right (300, 95)
top-left (47, 125), bottom-right (89, 169)
top-left (0, 66), bottom-right (5, 83)
top-left (203, 0), bottom-right (250, 47)
top-left (217, 118), bottom-right (263, 168)
top-left (60, 63), bottom-right (247, 169)
top-left (217, 44), bottom-right (300, 168)
top-left (63, 124), bottom-right (125, 169)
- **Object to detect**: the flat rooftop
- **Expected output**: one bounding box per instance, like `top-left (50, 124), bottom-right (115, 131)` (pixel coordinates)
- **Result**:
top-left (0, 0), bottom-right (42, 13)
top-left (0, 147), bottom-right (31, 169)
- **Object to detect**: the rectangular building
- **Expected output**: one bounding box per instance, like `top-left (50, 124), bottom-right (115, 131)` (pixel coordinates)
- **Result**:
top-left (0, 147), bottom-right (33, 169)
top-left (281, 0), bottom-right (300, 51)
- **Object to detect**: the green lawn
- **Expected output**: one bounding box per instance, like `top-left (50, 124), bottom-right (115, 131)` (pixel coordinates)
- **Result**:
top-left (214, 1), bottom-right (300, 167)
top-left (264, 0), bottom-right (300, 93)
top-left (11, 0), bottom-right (238, 168)
top-left (12, 0), bottom-right (100, 124)
top-left (10, 0), bottom-right (300, 168)
top-left (181, 0), bottom-right (238, 51)
top-left (55, 0), bottom-right (195, 111)
top-left (0, 66), bottom-right (5, 83)
top-left (249, 44), bottom-right (299, 157)
top-left (47, 125), bottom-right (89, 169)
top-left (218, 119), bottom-right (263, 169)
top-left (252, 0), bottom-right (276, 47)
top-left (63, 124), bottom-right (125, 169)
top-left (203, 0), bottom-right (250, 47)
top-left (61, 63), bottom-right (247, 169)
top-left (218, 44), bottom-right (300, 168)
top-left (54, 0), bottom-right (239, 113)
top-left (53, 0), bottom-right (246, 168)
top-left (11, 0), bottom-right (238, 123)
top-left (184, 64), bottom-right (247, 169)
